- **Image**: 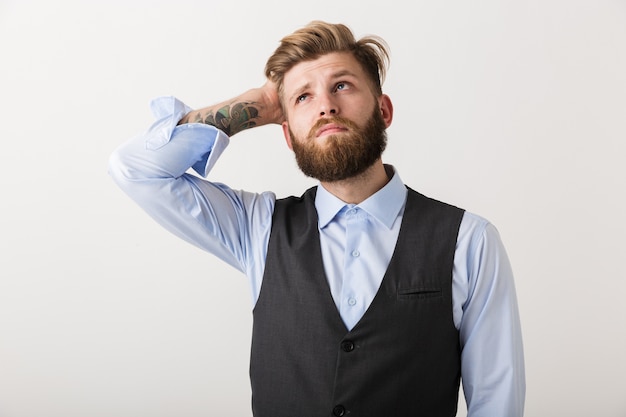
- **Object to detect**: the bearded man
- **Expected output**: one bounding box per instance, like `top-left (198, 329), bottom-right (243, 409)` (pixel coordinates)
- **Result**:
top-left (109, 20), bottom-right (525, 417)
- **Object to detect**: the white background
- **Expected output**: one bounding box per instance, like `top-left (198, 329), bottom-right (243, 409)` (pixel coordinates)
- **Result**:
top-left (1, 1), bottom-right (625, 416)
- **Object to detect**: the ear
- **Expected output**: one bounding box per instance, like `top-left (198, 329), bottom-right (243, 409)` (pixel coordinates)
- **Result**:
top-left (282, 121), bottom-right (293, 150)
top-left (379, 94), bottom-right (394, 128)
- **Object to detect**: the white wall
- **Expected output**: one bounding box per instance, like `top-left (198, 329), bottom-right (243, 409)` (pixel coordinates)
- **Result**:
top-left (1, 1), bottom-right (625, 416)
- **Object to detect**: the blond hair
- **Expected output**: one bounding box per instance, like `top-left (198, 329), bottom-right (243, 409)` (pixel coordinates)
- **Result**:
top-left (265, 21), bottom-right (390, 100)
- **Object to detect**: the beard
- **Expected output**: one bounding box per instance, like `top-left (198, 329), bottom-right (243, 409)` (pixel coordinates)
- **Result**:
top-left (289, 104), bottom-right (388, 182)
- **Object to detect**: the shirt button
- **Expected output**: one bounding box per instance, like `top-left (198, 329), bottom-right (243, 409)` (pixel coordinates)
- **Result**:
top-left (348, 297), bottom-right (357, 306)
top-left (351, 250), bottom-right (360, 257)
top-left (333, 405), bottom-right (346, 416)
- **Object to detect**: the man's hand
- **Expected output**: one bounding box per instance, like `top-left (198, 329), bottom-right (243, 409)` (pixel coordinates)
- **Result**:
top-left (177, 81), bottom-right (284, 136)
top-left (258, 80), bottom-right (284, 125)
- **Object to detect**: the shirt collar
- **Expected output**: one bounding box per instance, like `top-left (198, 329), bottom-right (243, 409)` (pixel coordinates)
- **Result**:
top-left (315, 164), bottom-right (408, 230)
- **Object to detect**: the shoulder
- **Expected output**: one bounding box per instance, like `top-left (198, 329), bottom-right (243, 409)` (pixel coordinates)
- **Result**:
top-left (460, 210), bottom-right (502, 241)
top-left (456, 210), bottom-right (509, 269)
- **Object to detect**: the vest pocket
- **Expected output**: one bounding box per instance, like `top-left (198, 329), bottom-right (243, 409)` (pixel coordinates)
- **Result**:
top-left (397, 287), bottom-right (442, 300)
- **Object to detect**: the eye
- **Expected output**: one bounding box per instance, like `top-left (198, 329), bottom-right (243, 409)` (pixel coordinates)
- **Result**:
top-left (334, 82), bottom-right (349, 92)
top-left (296, 94), bottom-right (308, 104)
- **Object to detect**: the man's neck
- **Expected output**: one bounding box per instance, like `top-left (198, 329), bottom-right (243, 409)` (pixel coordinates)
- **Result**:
top-left (319, 160), bottom-right (390, 204)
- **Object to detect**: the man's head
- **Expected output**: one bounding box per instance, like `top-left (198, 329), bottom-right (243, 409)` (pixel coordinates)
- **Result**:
top-left (265, 21), bottom-right (393, 182)
top-left (265, 21), bottom-right (389, 102)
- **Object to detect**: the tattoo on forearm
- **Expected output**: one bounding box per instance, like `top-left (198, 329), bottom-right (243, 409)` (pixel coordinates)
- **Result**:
top-left (193, 101), bottom-right (260, 136)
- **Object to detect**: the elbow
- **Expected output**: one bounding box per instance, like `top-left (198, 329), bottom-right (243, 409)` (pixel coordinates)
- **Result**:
top-left (108, 144), bottom-right (128, 184)
top-left (107, 141), bottom-right (142, 185)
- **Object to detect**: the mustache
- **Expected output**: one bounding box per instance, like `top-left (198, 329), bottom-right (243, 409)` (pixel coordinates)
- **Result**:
top-left (308, 116), bottom-right (359, 137)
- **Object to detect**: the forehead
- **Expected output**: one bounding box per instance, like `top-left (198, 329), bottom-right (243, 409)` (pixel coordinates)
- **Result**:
top-left (283, 52), bottom-right (366, 91)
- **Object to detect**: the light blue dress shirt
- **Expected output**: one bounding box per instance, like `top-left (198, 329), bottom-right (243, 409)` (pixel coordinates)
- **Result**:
top-left (108, 96), bottom-right (525, 416)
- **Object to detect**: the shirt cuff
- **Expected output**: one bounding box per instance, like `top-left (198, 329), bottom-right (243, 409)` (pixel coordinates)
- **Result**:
top-left (189, 125), bottom-right (229, 177)
top-left (145, 96), bottom-right (193, 150)
top-left (145, 95), bottom-right (230, 178)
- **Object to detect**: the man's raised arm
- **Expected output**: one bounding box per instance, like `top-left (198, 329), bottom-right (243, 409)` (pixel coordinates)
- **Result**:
top-left (178, 82), bottom-right (284, 135)
top-left (107, 82), bottom-right (283, 272)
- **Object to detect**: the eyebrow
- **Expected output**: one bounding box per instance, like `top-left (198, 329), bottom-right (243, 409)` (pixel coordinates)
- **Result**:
top-left (288, 82), bottom-right (312, 104)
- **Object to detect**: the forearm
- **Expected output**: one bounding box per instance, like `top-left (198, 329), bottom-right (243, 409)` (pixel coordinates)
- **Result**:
top-left (178, 84), bottom-right (283, 136)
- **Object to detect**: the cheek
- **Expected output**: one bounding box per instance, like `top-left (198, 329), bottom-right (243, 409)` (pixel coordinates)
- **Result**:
top-left (287, 116), bottom-right (313, 139)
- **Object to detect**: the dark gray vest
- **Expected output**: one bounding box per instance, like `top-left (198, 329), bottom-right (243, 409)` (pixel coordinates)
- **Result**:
top-left (250, 186), bottom-right (465, 417)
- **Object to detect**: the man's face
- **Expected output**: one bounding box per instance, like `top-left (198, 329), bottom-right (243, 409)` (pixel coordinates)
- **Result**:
top-left (281, 52), bottom-right (393, 182)
top-left (288, 103), bottom-right (387, 182)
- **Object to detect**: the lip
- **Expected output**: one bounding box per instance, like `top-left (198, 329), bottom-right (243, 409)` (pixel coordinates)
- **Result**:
top-left (316, 123), bottom-right (347, 137)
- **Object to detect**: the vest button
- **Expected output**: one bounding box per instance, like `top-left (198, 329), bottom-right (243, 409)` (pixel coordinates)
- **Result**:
top-left (341, 340), bottom-right (355, 352)
top-left (332, 404), bottom-right (346, 416)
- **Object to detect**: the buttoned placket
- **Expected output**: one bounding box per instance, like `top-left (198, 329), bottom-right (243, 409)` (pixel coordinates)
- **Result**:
top-left (340, 205), bottom-right (369, 329)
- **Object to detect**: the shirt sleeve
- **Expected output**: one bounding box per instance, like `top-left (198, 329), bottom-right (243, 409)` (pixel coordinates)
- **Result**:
top-left (108, 96), bottom-right (276, 278)
top-left (453, 213), bottom-right (526, 417)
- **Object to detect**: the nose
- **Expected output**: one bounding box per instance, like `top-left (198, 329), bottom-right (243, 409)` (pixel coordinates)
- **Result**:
top-left (319, 93), bottom-right (338, 116)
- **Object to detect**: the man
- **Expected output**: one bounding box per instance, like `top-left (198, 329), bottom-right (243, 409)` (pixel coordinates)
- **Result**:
top-left (109, 21), bottom-right (525, 417)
